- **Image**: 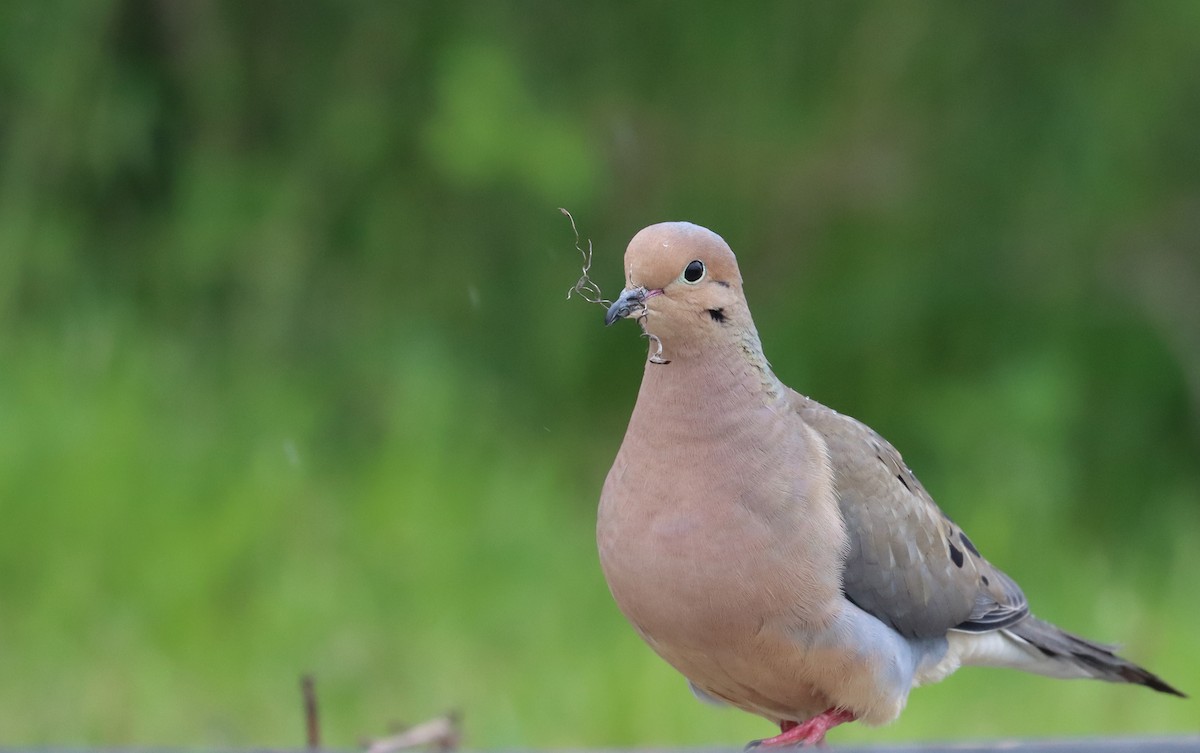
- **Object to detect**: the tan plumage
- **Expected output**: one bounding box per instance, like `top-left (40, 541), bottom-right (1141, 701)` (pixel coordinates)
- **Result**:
top-left (598, 222), bottom-right (1183, 748)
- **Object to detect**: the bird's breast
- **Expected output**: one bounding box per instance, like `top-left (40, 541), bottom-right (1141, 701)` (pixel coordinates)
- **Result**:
top-left (597, 407), bottom-right (847, 652)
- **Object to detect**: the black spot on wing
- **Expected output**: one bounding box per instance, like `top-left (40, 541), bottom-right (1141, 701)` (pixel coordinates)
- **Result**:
top-left (947, 541), bottom-right (964, 568)
top-left (895, 473), bottom-right (910, 491)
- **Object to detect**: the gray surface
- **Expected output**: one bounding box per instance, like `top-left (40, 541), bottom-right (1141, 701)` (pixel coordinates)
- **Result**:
top-left (3, 742), bottom-right (1200, 753)
top-left (571, 741), bottom-right (1200, 753)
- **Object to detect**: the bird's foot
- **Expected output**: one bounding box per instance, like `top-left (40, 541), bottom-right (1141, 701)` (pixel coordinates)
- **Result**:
top-left (744, 708), bottom-right (856, 749)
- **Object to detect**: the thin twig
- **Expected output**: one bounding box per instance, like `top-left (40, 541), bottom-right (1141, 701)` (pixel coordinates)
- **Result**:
top-left (561, 209), bottom-right (667, 362)
top-left (561, 208), bottom-right (611, 307)
top-left (301, 674), bottom-right (320, 750)
top-left (643, 327), bottom-right (669, 364)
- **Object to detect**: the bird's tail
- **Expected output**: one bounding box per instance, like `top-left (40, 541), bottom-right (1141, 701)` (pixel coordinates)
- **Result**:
top-left (1006, 616), bottom-right (1185, 697)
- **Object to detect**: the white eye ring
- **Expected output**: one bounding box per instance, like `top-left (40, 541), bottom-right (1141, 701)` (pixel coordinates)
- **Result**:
top-left (681, 259), bottom-right (705, 284)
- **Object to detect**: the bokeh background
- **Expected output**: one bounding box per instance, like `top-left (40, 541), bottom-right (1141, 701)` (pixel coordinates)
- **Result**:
top-left (1, 1), bottom-right (1198, 747)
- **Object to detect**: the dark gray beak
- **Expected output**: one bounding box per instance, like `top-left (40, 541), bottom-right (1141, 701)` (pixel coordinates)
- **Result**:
top-left (605, 287), bottom-right (647, 326)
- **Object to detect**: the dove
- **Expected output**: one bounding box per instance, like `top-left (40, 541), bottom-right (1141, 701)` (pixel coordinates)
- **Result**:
top-left (597, 222), bottom-right (1183, 748)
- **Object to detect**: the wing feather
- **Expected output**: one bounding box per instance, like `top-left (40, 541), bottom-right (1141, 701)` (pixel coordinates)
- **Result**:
top-left (795, 394), bottom-right (1028, 639)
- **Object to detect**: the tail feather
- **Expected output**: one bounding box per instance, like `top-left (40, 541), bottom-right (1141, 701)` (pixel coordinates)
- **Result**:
top-left (1009, 616), bottom-right (1186, 698)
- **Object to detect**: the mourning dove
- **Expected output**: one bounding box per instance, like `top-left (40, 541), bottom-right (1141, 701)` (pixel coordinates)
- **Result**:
top-left (598, 222), bottom-right (1183, 748)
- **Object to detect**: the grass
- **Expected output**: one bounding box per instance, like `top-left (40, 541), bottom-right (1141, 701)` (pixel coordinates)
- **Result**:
top-left (0, 305), bottom-right (1196, 747)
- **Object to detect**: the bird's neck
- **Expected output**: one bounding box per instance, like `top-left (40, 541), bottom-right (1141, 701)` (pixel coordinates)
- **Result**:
top-left (631, 328), bottom-right (789, 437)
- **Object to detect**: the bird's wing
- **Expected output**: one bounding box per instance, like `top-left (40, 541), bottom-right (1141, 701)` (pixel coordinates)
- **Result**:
top-left (795, 394), bottom-right (1028, 639)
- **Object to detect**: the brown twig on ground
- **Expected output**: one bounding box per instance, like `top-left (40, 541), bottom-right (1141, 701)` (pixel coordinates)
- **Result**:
top-left (363, 711), bottom-right (461, 753)
top-left (561, 208), bottom-right (612, 308)
top-left (301, 674), bottom-right (320, 750)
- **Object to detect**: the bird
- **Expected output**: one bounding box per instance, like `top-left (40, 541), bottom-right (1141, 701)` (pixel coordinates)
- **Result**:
top-left (597, 221), bottom-right (1184, 748)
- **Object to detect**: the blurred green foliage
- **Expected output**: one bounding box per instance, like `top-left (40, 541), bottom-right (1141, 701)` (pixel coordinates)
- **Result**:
top-left (1, 0), bottom-right (1198, 747)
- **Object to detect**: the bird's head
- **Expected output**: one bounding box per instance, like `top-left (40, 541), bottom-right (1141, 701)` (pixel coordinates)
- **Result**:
top-left (605, 222), bottom-right (749, 362)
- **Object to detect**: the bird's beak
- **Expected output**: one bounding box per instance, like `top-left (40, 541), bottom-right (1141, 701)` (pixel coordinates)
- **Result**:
top-left (605, 286), bottom-right (650, 326)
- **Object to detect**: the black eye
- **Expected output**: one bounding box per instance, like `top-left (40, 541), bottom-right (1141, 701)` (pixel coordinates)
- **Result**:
top-left (683, 260), bottom-right (705, 283)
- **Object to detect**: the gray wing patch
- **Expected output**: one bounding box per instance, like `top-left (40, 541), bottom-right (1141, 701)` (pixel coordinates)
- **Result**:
top-left (796, 395), bottom-right (1028, 639)
top-left (956, 566), bottom-right (1028, 632)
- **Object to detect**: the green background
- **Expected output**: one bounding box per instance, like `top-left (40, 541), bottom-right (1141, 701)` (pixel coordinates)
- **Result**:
top-left (1, 1), bottom-right (1197, 747)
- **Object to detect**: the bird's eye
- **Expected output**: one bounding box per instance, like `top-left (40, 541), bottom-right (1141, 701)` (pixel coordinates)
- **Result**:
top-left (682, 260), bottom-right (705, 284)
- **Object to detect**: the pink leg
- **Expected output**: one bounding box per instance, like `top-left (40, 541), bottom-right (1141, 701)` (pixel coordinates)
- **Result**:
top-left (745, 708), bottom-right (857, 749)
